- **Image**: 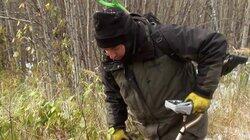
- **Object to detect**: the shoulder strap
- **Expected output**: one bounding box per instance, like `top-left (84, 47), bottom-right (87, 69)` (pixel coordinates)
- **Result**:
top-left (130, 13), bottom-right (186, 63)
top-left (149, 25), bottom-right (187, 63)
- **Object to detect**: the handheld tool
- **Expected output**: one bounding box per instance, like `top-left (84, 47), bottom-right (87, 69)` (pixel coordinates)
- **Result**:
top-left (164, 100), bottom-right (193, 115)
top-left (165, 100), bottom-right (203, 140)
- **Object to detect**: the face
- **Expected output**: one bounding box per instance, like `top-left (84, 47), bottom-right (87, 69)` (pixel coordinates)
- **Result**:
top-left (103, 44), bottom-right (126, 60)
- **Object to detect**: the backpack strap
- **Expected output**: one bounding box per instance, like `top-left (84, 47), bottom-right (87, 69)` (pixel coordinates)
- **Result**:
top-left (130, 13), bottom-right (187, 63)
top-left (130, 13), bottom-right (152, 44)
top-left (149, 26), bottom-right (187, 63)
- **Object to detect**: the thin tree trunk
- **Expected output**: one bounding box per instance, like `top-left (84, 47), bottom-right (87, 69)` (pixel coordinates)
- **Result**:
top-left (225, 0), bottom-right (231, 36)
top-left (37, 0), bottom-right (55, 98)
top-left (72, 0), bottom-right (81, 95)
top-left (231, 0), bottom-right (238, 48)
top-left (3, 1), bottom-right (14, 70)
top-left (86, 0), bottom-right (91, 70)
top-left (175, 0), bottom-right (187, 24)
top-left (241, 0), bottom-right (250, 48)
top-left (142, 0), bottom-right (147, 14)
top-left (181, 0), bottom-right (195, 25)
top-left (210, 0), bottom-right (219, 32)
top-left (77, 1), bottom-right (85, 68)
top-left (64, 0), bottom-right (81, 95)
top-left (204, 0), bottom-right (211, 29)
top-left (154, 0), bottom-right (161, 17)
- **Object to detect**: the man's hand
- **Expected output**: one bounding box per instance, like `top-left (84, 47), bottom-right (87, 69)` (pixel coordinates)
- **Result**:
top-left (185, 92), bottom-right (211, 114)
top-left (107, 127), bottom-right (130, 140)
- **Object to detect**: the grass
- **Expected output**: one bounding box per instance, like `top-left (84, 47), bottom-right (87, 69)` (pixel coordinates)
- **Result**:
top-left (207, 63), bottom-right (250, 139)
top-left (0, 70), bottom-right (107, 140)
top-left (0, 62), bottom-right (249, 140)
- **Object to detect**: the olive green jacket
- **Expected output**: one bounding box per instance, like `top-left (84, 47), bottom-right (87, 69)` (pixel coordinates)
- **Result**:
top-left (101, 24), bottom-right (227, 139)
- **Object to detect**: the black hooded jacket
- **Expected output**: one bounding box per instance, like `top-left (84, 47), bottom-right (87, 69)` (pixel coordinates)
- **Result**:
top-left (101, 16), bottom-right (227, 139)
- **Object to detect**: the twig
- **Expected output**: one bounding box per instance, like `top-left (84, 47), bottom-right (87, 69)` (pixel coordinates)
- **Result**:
top-left (0, 15), bottom-right (33, 23)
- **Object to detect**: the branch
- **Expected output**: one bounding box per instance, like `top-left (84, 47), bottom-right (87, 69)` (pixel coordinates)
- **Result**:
top-left (0, 15), bottom-right (33, 23)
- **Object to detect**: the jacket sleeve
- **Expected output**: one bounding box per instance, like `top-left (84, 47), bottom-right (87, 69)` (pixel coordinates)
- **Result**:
top-left (162, 24), bottom-right (227, 98)
top-left (101, 68), bottom-right (128, 129)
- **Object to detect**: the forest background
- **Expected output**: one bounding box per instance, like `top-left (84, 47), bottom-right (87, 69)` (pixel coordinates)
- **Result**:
top-left (0, 0), bottom-right (249, 139)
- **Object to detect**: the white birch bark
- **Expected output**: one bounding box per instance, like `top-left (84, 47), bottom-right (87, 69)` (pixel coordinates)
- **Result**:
top-left (3, 1), bottom-right (14, 69)
top-left (64, 0), bottom-right (81, 95)
top-left (241, 0), bottom-right (250, 48)
top-left (181, 0), bottom-right (195, 25)
top-left (72, 0), bottom-right (80, 95)
top-left (142, 0), bottom-right (147, 14)
top-left (86, 0), bottom-right (92, 70)
top-left (210, 0), bottom-right (219, 32)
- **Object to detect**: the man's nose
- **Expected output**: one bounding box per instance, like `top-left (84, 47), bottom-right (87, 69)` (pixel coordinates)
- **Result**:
top-left (109, 54), bottom-right (116, 60)
top-left (107, 51), bottom-right (116, 60)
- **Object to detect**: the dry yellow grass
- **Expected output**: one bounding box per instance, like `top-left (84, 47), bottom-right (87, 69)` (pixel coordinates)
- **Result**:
top-left (207, 64), bottom-right (250, 140)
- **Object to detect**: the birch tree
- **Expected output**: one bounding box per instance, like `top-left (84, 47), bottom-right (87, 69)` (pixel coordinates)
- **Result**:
top-left (2, 0), bottom-right (14, 69)
top-left (86, 0), bottom-right (91, 70)
top-left (210, 0), bottom-right (219, 32)
top-left (64, 0), bottom-right (81, 95)
top-left (241, 0), bottom-right (250, 48)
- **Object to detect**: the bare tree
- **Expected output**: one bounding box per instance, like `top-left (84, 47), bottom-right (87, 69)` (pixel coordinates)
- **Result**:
top-left (86, 0), bottom-right (92, 70)
top-left (2, 0), bottom-right (14, 69)
top-left (210, 0), bottom-right (219, 32)
top-left (241, 0), bottom-right (250, 48)
top-left (37, 0), bottom-right (56, 98)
